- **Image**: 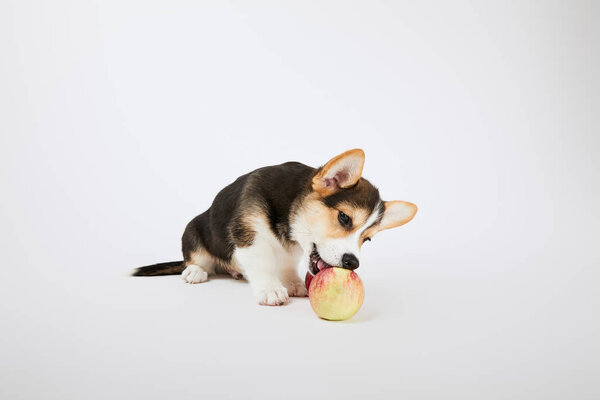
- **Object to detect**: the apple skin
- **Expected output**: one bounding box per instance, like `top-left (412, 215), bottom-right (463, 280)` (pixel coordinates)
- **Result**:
top-left (308, 267), bottom-right (364, 321)
top-left (305, 271), bottom-right (314, 293)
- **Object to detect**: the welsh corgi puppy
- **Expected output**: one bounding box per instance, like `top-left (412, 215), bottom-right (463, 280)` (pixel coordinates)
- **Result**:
top-left (132, 149), bottom-right (417, 306)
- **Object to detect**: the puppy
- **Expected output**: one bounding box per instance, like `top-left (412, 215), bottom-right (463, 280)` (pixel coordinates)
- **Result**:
top-left (132, 149), bottom-right (417, 306)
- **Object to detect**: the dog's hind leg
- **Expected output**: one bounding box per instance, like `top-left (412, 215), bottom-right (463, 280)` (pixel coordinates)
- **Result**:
top-left (182, 249), bottom-right (215, 284)
top-left (181, 213), bottom-right (217, 284)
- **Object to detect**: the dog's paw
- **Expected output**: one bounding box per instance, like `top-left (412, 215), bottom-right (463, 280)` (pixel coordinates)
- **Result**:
top-left (230, 271), bottom-right (244, 280)
top-left (284, 279), bottom-right (308, 297)
top-left (182, 265), bottom-right (208, 284)
top-left (255, 286), bottom-right (289, 306)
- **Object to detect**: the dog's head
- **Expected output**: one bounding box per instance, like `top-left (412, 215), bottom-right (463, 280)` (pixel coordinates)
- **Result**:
top-left (292, 149), bottom-right (417, 276)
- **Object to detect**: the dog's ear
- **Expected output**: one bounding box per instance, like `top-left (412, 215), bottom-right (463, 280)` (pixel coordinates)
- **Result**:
top-left (378, 201), bottom-right (417, 231)
top-left (312, 149), bottom-right (365, 196)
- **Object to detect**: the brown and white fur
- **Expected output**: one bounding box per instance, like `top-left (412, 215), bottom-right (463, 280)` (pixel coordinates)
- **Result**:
top-left (132, 149), bottom-right (417, 306)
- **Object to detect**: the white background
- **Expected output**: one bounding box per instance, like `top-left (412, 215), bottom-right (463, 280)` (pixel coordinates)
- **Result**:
top-left (1, 1), bottom-right (599, 399)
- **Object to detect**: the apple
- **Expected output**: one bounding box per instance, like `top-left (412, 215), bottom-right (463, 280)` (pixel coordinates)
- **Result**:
top-left (305, 271), bottom-right (314, 293)
top-left (308, 267), bottom-right (364, 321)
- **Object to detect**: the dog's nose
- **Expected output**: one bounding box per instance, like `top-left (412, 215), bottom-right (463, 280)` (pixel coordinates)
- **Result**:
top-left (342, 253), bottom-right (359, 270)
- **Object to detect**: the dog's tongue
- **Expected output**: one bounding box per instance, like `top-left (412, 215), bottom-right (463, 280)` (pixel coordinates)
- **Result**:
top-left (317, 259), bottom-right (328, 271)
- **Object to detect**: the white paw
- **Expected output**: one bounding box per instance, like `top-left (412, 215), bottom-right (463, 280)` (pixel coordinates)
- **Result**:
top-left (255, 286), bottom-right (289, 306)
top-left (182, 265), bottom-right (208, 284)
top-left (284, 280), bottom-right (308, 297)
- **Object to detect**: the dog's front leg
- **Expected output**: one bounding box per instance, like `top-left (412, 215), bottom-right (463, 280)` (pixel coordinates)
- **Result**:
top-left (280, 253), bottom-right (308, 297)
top-left (234, 242), bottom-right (289, 306)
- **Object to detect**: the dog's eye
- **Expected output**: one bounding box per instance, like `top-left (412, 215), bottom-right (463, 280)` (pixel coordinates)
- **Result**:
top-left (337, 211), bottom-right (352, 228)
top-left (363, 237), bottom-right (371, 244)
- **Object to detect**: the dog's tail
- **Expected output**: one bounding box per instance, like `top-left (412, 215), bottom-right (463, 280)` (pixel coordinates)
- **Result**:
top-left (130, 261), bottom-right (185, 276)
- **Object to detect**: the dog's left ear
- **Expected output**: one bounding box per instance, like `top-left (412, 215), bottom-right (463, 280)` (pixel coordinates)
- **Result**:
top-left (379, 201), bottom-right (418, 231)
top-left (312, 149), bottom-right (365, 196)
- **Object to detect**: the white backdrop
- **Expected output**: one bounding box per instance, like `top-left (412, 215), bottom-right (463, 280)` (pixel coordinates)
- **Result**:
top-left (1, 1), bottom-right (599, 399)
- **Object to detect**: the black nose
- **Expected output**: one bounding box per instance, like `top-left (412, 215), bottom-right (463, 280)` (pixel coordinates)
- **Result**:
top-left (342, 253), bottom-right (359, 270)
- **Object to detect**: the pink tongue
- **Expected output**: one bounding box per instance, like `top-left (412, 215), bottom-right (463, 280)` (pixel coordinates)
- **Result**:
top-left (317, 259), bottom-right (327, 271)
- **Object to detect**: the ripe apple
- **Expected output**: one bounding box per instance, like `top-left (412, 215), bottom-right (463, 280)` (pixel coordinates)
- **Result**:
top-left (308, 267), bottom-right (364, 321)
top-left (305, 271), bottom-right (314, 293)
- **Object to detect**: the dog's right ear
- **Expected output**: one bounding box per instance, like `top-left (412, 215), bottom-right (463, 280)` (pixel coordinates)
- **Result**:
top-left (312, 149), bottom-right (365, 196)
